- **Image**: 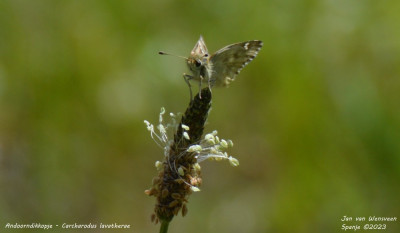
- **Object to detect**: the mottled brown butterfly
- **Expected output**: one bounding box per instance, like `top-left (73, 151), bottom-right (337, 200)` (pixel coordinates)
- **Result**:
top-left (160, 36), bottom-right (262, 98)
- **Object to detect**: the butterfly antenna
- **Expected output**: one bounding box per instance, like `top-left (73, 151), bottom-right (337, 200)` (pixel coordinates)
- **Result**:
top-left (158, 51), bottom-right (188, 60)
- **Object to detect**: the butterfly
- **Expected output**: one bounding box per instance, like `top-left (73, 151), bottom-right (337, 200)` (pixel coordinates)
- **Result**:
top-left (160, 36), bottom-right (263, 98)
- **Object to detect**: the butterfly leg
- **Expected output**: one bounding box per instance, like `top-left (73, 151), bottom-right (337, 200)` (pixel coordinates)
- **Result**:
top-left (183, 73), bottom-right (194, 101)
top-left (207, 77), bottom-right (213, 93)
top-left (198, 75), bottom-right (204, 99)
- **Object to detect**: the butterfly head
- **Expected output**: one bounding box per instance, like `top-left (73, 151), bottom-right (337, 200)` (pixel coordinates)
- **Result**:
top-left (187, 56), bottom-right (207, 71)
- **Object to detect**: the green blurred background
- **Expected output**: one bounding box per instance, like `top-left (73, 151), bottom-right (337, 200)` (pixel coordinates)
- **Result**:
top-left (1, 0), bottom-right (399, 232)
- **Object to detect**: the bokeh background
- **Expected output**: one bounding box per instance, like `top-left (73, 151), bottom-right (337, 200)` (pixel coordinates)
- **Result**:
top-left (1, 0), bottom-right (399, 232)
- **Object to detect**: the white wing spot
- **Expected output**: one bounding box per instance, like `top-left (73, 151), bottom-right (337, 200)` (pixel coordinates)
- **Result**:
top-left (244, 42), bottom-right (249, 50)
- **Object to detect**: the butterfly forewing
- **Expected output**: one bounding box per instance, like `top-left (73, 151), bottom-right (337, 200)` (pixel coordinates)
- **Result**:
top-left (190, 35), bottom-right (208, 57)
top-left (210, 40), bottom-right (263, 87)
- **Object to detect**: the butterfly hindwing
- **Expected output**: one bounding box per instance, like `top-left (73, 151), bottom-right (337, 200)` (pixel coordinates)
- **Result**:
top-left (210, 40), bottom-right (263, 87)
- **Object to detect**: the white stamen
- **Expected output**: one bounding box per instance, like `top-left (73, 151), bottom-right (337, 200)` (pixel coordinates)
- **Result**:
top-left (220, 139), bottom-right (228, 148)
top-left (229, 156), bottom-right (240, 167)
top-left (182, 124), bottom-right (190, 131)
top-left (155, 161), bottom-right (163, 170)
top-left (178, 167), bottom-right (185, 176)
top-left (187, 145), bottom-right (202, 152)
top-left (183, 132), bottom-right (190, 140)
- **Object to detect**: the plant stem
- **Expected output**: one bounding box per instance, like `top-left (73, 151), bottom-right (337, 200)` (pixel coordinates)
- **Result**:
top-left (159, 220), bottom-right (170, 233)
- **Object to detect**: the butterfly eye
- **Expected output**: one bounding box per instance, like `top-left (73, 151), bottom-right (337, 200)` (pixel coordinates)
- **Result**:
top-left (195, 60), bottom-right (202, 67)
top-left (204, 54), bottom-right (209, 57)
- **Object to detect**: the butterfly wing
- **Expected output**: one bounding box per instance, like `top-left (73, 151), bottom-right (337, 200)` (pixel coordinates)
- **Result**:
top-left (210, 40), bottom-right (263, 87)
top-left (190, 35), bottom-right (209, 57)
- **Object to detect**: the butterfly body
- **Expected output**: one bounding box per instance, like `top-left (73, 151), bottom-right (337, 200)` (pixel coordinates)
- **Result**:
top-left (187, 36), bottom-right (263, 88)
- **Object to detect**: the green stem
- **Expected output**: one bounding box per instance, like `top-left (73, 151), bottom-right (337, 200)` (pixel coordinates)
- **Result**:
top-left (159, 220), bottom-right (170, 233)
